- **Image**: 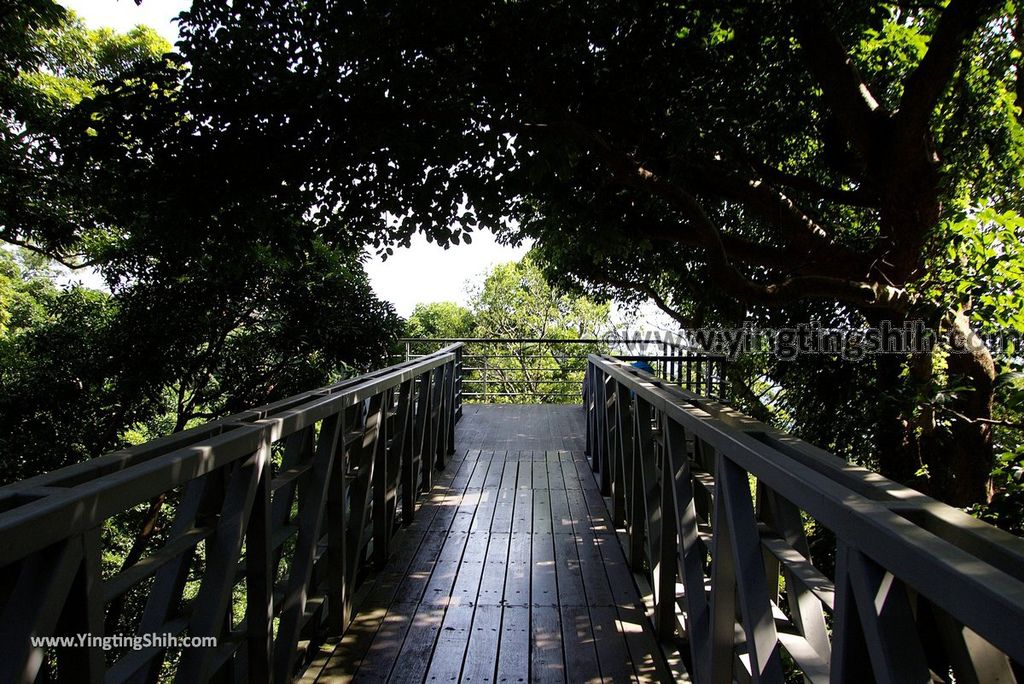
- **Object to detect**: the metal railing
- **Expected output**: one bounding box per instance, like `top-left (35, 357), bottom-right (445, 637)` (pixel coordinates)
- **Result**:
top-left (400, 337), bottom-right (727, 403)
top-left (586, 354), bottom-right (1024, 683)
top-left (0, 344), bottom-right (462, 683)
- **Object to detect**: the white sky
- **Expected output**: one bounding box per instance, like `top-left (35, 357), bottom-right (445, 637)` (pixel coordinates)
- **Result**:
top-left (62, 0), bottom-right (188, 43)
top-left (364, 234), bottom-right (531, 316)
top-left (55, 1), bottom-right (672, 327)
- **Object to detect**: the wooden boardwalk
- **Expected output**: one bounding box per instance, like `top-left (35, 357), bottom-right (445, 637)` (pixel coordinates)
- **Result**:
top-left (300, 405), bottom-right (673, 683)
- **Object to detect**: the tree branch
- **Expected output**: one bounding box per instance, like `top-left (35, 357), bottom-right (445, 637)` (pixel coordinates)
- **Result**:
top-left (746, 160), bottom-right (878, 208)
top-left (898, 0), bottom-right (1002, 134)
top-left (794, 1), bottom-right (882, 155)
top-left (932, 404), bottom-right (1024, 431)
top-left (0, 235), bottom-right (101, 271)
top-left (577, 129), bottom-right (890, 307)
top-left (637, 218), bottom-right (791, 271)
top-left (597, 272), bottom-right (696, 328)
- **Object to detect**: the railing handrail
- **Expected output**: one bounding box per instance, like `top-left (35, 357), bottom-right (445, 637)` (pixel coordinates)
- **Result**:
top-left (1, 342), bottom-right (464, 682)
top-left (402, 336), bottom-right (727, 403)
top-left (1, 343), bottom-right (462, 493)
top-left (398, 336), bottom-right (725, 354)
top-left (586, 353), bottom-right (1024, 680)
top-left (0, 343), bottom-right (463, 564)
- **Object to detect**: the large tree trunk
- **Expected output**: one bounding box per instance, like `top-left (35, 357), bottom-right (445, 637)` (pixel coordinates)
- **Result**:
top-left (872, 313), bottom-right (995, 507)
top-left (930, 313), bottom-right (996, 506)
top-left (873, 353), bottom-right (922, 486)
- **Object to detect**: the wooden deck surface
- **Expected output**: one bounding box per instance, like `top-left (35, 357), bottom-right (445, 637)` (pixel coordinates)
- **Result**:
top-left (300, 405), bottom-right (673, 683)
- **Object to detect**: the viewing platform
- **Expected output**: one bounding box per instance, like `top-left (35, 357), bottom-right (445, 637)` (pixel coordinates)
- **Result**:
top-left (0, 341), bottom-right (1022, 683)
top-left (300, 404), bottom-right (674, 683)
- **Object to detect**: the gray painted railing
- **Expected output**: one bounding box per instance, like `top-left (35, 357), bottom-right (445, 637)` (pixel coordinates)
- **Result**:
top-left (0, 344), bottom-right (462, 683)
top-left (586, 354), bottom-right (1024, 684)
top-left (401, 337), bottom-right (727, 403)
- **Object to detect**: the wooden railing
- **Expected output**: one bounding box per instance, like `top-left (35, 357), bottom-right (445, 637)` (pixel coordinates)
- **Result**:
top-left (401, 337), bottom-right (727, 403)
top-left (0, 344), bottom-right (462, 683)
top-left (586, 354), bottom-right (1024, 684)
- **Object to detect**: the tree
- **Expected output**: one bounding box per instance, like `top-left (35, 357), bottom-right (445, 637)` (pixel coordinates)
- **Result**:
top-left (405, 301), bottom-right (475, 339)
top-left (0, 249), bottom-right (146, 482)
top-left (407, 256), bottom-right (611, 403)
top-left (0, 5), bottom-right (403, 466)
top-left (0, 7), bottom-right (172, 264)
top-left (165, 0), bottom-right (1024, 508)
top-left (0, 7), bottom-right (407, 630)
top-left (470, 256), bottom-right (610, 341)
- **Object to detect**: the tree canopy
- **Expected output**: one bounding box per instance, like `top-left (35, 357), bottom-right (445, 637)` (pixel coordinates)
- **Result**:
top-left (147, 0), bottom-right (1024, 510)
top-left (0, 8), bottom-right (402, 483)
top-left (4, 0), bottom-right (1024, 516)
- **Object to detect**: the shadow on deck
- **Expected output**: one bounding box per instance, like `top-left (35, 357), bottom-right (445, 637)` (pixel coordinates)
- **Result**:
top-left (300, 404), bottom-right (675, 683)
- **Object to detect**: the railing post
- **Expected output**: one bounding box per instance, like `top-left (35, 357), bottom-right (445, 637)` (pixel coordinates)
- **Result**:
top-left (454, 345), bottom-right (463, 421)
top-left (599, 373), bottom-right (615, 497)
top-left (686, 351), bottom-right (693, 392)
top-left (246, 459), bottom-right (273, 684)
top-left (55, 528), bottom-right (105, 684)
top-left (178, 441), bottom-right (272, 682)
top-left (277, 420), bottom-right (341, 677)
top-left (662, 417), bottom-right (711, 661)
top-left (446, 358), bottom-right (457, 455)
top-left (429, 365), bottom-right (445, 468)
top-left (415, 370), bottom-right (433, 493)
top-left (326, 411), bottom-right (350, 632)
top-left (482, 355), bottom-right (489, 403)
top-left (655, 431), bottom-right (678, 642)
top-left (594, 368), bottom-right (607, 480)
top-left (399, 378), bottom-right (418, 525)
top-left (584, 361), bottom-right (593, 457)
top-left (0, 538), bottom-right (86, 683)
top-left (376, 384), bottom-right (410, 566)
top-left (629, 397), bottom-right (659, 573)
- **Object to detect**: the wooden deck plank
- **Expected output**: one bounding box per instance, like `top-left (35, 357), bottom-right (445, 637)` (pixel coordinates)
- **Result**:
top-left (477, 531), bottom-right (510, 607)
top-left (546, 454), bottom-right (566, 491)
top-left (345, 601), bottom-right (416, 682)
top-left (307, 405), bottom-right (674, 684)
top-left (548, 488), bottom-right (573, 535)
top-left (560, 604), bottom-right (602, 684)
top-left (462, 604), bottom-right (502, 683)
top-left (531, 531), bottom-right (558, 607)
top-left (590, 605), bottom-right (638, 683)
top-left (532, 488), bottom-right (552, 535)
top-left (424, 603), bottom-right (474, 682)
top-left (304, 453), bottom-right (475, 682)
top-left (383, 605), bottom-right (446, 684)
top-left (552, 531), bottom-right (587, 608)
top-left (505, 529), bottom-right (532, 607)
top-left (513, 488), bottom-right (533, 532)
top-left (484, 453), bottom-right (506, 488)
top-left (495, 605), bottom-right (529, 684)
top-left (498, 460), bottom-right (518, 491)
top-left (581, 475), bottom-right (674, 684)
top-left (531, 458), bottom-right (549, 489)
top-left (489, 488), bottom-right (515, 534)
top-left (516, 460), bottom-right (532, 489)
top-left (529, 605), bottom-right (564, 682)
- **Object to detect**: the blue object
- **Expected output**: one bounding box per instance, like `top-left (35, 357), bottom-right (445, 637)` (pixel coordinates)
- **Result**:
top-left (631, 360), bottom-right (655, 375)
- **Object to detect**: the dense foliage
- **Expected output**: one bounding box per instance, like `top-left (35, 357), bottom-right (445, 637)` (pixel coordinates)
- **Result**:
top-left (0, 9), bottom-right (401, 485)
top-left (406, 255), bottom-right (611, 403)
top-left (135, 0), bottom-right (1024, 516)
top-left (4, 0), bottom-right (1024, 527)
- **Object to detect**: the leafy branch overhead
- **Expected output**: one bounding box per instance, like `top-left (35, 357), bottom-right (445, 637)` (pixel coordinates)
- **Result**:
top-left (4, 0), bottom-right (1024, 514)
